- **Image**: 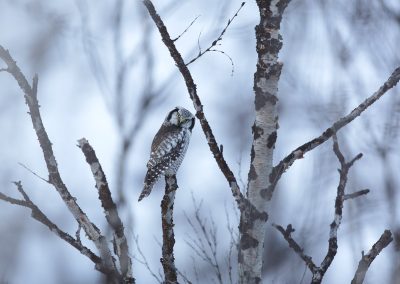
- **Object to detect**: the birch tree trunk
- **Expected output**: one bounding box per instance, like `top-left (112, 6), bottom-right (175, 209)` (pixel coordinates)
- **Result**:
top-left (238, 1), bottom-right (290, 283)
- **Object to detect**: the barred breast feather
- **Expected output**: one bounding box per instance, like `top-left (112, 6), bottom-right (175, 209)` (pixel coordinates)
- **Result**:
top-left (138, 124), bottom-right (191, 201)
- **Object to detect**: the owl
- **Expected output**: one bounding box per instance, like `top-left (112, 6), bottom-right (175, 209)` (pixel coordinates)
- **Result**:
top-left (138, 106), bottom-right (195, 201)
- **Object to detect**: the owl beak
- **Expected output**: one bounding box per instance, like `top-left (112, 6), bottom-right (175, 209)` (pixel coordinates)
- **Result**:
top-left (179, 117), bottom-right (187, 124)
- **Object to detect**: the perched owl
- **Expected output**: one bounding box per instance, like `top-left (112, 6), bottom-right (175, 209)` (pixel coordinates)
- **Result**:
top-left (138, 106), bottom-right (195, 201)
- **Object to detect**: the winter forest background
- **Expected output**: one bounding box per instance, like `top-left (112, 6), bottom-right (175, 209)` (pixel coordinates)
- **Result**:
top-left (0, 0), bottom-right (399, 283)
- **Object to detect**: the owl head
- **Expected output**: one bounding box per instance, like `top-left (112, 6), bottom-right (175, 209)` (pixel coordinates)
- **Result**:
top-left (165, 106), bottom-right (195, 131)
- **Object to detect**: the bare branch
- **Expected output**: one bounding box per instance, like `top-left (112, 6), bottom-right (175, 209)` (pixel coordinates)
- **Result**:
top-left (272, 224), bottom-right (318, 273)
top-left (142, 0), bottom-right (246, 211)
top-left (161, 175), bottom-right (178, 283)
top-left (78, 138), bottom-right (134, 283)
top-left (351, 230), bottom-right (393, 284)
top-left (0, 182), bottom-right (105, 274)
top-left (185, 2), bottom-right (245, 66)
top-left (275, 134), bottom-right (366, 284)
top-left (269, 67), bottom-right (400, 198)
top-left (344, 189), bottom-right (370, 201)
top-left (316, 134), bottom-right (362, 282)
top-left (172, 15), bottom-right (200, 42)
top-left (184, 197), bottom-right (224, 284)
top-left (18, 162), bottom-right (49, 183)
top-left (0, 45), bottom-right (121, 282)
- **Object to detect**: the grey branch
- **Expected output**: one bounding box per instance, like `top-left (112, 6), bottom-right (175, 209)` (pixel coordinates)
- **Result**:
top-left (78, 138), bottom-right (134, 283)
top-left (274, 134), bottom-right (367, 284)
top-left (142, 0), bottom-right (246, 211)
top-left (344, 189), bottom-right (370, 201)
top-left (0, 45), bottom-right (123, 283)
top-left (161, 175), bottom-right (179, 283)
top-left (0, 182), bottom-right (105, 273)
top-left (351, 230), bottom-right (393, 284)
top-left (185, 2), bottom-right (245, 66)
top-left (272, 224), bottom-right (317, 273)
top-left (314, 134), bottom-right (362, 283)
top-left (172, 15), bottom-right (200, 42)
top-left (269, 67), bottom-right (400, 198)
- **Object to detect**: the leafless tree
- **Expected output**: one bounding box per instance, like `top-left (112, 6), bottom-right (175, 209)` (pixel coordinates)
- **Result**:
top-left (1, 0), bottom-right (399, 283)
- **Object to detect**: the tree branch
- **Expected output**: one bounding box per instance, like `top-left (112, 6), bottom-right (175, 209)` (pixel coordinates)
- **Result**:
top-left (78, 138), bottom-right (134, 283)
top-left (185, 2), bottom-right (245, 66)
top-left (344, 189), bottom-right (370, 201)
top-left (272, 224), bottom-right (318, 273)
top-left (351, 230), bottom-right (393, 284)
top-left (142, 0), bottom-right (246, 211)
top-left (314, 134), bottom-right (362, 283)
top-left (274, 134), bottom-right (368, 284)
top-left (268, 67), bottom-right (400, 199)
top-left (0, 45), bottom-right (122, 282)
top-left (0, 182), bottom-right (106, 274)
top-left (161, 175), bottom-right (178, 283)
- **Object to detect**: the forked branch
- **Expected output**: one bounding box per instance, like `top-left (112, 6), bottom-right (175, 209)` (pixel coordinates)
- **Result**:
top-left (268, 67), bottom-right (400, 199)
top-left (274, 134), bottom-right (372, 284)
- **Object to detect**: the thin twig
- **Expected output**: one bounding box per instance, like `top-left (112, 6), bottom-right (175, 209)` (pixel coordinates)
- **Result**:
top-left (173, 15), bottom-right (201, 42)
top-left (351, 230), bottom-right (393, 284)
top-left (184, 197), bottom-right (224, 284)
top-left (344, 189), bottom-right (370, 201)
top-left (133, 236), bottom-right (163, 283)
top-left (185, 2), bottom-right (245, 66)
top-left (18, 162), bottom-right (49, 183)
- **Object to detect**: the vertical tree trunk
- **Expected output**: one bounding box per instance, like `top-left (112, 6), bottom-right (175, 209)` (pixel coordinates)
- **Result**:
top-left (238, 1), bottom-right (290, 283)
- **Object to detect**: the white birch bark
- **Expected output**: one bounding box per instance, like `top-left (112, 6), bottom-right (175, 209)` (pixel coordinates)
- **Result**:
top-left (238, 1), bottom-right (290, 283)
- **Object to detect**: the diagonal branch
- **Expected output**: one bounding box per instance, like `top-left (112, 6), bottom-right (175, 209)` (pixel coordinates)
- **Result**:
top-left (161, 175), bottom-right (179, 283)
top-left (78, 138), bottom-right (134, 283)
top-left (351, 230), bottom-right (393, 284)
top-left (0, 182), bottom-right (105, 273)
top-left (142, 0), bottom-right (246, 211)
top-left (185, 2), bottom-right (245, 66)
top-left (272, 224), bottom-right (318, 274)
top-left (268, 67), bottom-right (400, 198)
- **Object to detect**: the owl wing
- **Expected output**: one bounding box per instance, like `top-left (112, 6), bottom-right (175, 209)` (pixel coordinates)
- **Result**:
top-left (138, 126), bottom-right (185, 201)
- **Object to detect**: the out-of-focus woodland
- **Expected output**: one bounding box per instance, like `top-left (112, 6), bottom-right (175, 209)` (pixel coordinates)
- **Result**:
top-left (0, 0), bottom-right (399, 283)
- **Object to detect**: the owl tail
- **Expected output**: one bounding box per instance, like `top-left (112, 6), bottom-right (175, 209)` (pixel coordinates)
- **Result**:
top-left (138, 184), bottom-right (153, 201)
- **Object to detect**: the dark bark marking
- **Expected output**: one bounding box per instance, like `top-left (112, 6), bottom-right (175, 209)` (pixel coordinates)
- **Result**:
top-left (252, 123), bottom-right (264, 140)
top-left (267, 131), bottom-right (277, 148)
top-left (248, 164), bottom-right (258, 181)
top-left (240, 233), bottom-right (259, 250)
